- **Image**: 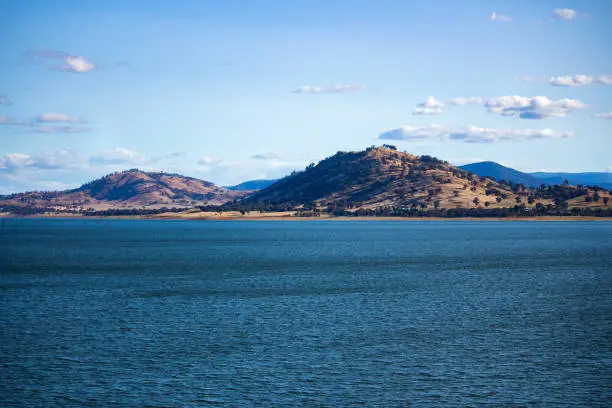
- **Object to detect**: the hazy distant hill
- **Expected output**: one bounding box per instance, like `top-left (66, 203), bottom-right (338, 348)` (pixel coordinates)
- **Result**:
top-left (530, 172), bottom-right (612, 189)
top-left (0, 169), bottom-right (247, 210)
top-left (459, 162), bottom-right (542, 187)
top-left (227, 179), bottom-right (278, 191)
top-left (459, 161), bottom-right (612, 190)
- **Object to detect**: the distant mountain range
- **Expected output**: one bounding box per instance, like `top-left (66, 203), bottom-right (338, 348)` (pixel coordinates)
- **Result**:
top-left (529, 172), bottom-right (612, 189)
top-left (459, 162), bottom-right (542, 187)
top-left (227, 179), bottom-right (279, 191)
top-left (459, 162), bottom-right (612, 189)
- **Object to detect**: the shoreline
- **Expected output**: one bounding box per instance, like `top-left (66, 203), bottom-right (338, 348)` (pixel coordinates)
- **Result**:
top-left (2, 214), bottom-right (611, 222)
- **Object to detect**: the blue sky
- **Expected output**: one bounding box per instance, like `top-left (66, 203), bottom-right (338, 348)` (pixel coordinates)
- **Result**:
top-left (0, 0), bottom-right (611, 193)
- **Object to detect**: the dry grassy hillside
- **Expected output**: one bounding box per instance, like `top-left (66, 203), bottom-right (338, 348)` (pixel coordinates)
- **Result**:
top-left (246, 146), bottom-right (610, 211)
top-left (0, 169), bottom-right (247, 211)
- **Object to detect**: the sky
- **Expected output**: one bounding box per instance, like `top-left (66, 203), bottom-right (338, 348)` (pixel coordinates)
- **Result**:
top-left (0, 0), bottom-right (611, 193)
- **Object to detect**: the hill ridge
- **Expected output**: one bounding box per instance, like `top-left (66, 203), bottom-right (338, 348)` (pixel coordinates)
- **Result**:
top-left (244, 146), bottom-right (610, 211)
top-left (459, 161), bottom-right (542, 187)
top-left (0, 168), bottom-right (247, 211)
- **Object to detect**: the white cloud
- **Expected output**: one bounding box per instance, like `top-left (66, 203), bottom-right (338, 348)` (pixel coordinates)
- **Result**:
top-left (549, 75), bottom-right (593, 87)
top-left (447, 126), bottom-right (572, 143)
top-left (292, 84), bottom-right (365, 94)
top-left (515, 76), bottom-right (536, 83)
top-left (150, 152), bottom-right (184, 163)
top-left (0, 114), bottom-right (22, 126)
top-left (0, 153), bottom-right (34, 171)
top-left (0, 112), bottom-right (91, 133)
top-left (489, 12), bottom-right (512, 22)
top-left (412, 107), bottom-right (443, 115)
top-left (89, 148), bottom-right (145, 165)
top-left (28, 47), bottom-right (106, 74)
top-left (485, 95), bottom-right (585, 119)
top-left (0, 95), bottom-right (12, 106)
top-left (29, 47), bottom-right (71, 60)
top-left (0, 150), bottom-right (86, 172)
top-left (251, 152), bottom-right (281, 160)
top-left (58, 56), bottom-right (96, 73)
top-left (197, 156), bottom-right (219, 166)
top-left (35, 112), bottom-right (84, 124)
top-left (548, 74), bottom-right (612, 86)
top-left (418, 96), bottom-right (444, 108)
top-left (412, 108), bottom-right (444, 115)
top-left (0, 150), bottom-right (87, 194)
top-left (448, 97), bottom-right (484, 106)
top-left (413, 96), bottom-right (444, 115)
top-left (594, 112), bottom-right (612, 119)
top-left (0, 173), bottom-right (73, 194)
top-left (379, 125), bottom-right (573, 143)
top-left (553, 8), bottom-right (577, 20)
top-left (380, 125), bottom-right (445, 141)
top-left (29, 126), bottom-right (92, 134)
top-left (36, 150), bottom-right (88, 169)
top-left (596, 75), bottom-right (612, 85)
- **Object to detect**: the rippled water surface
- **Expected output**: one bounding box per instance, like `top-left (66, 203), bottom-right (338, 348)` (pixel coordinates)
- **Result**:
top-left (1, 219), bottom-right (612, 407)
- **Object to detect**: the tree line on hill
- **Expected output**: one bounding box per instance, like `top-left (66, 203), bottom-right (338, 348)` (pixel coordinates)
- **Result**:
top-left (201, 201), bottom-right (612, 218)
top-left (320, 205), bottom-right (612, 218)
top-left (2, 199), bottom-right (611, 218)
top-left (0, 205), bottom-right (189, 217)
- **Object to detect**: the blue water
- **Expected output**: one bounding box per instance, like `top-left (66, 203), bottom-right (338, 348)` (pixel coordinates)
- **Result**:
top-left (1, 219), bottom-right (611, 407)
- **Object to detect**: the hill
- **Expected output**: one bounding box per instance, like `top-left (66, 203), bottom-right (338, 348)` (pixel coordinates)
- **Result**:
top-left (243, 147), bottom-right (602, 211)
top-left (0, 169), bottom-right (247, 212)
top-left (241, 146), bottom-right (611, 213)
top-left (459, 162), bottom-right (542, 187)
top-left (227, 179), bottom-right (278, 191)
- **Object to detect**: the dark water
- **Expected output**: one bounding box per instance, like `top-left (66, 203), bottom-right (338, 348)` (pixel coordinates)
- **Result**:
top-left (1, 219), bottom-right (611, 407)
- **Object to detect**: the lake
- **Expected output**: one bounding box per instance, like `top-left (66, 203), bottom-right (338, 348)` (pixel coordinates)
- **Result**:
top-left (1, 219), bottom-right (611, 407)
